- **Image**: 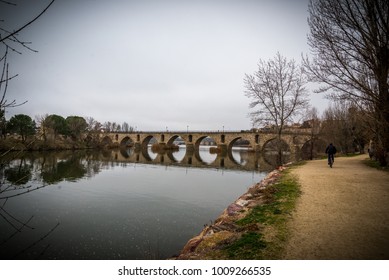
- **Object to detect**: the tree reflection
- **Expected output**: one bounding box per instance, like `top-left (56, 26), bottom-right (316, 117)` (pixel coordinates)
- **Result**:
top-left (0, 148), bottom-right (275, 259)
top-left (4, 159), bottom-right (32, 185)
top-left (41, 156), bottom-right (87, 184)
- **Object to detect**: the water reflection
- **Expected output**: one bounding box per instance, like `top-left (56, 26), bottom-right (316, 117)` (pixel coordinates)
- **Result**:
top-left (0, 148), bottom-right (272, 260)
top-left (115, 146), bottom-right (275, 172)
top-left (1, 151), bottom-right (104, 188)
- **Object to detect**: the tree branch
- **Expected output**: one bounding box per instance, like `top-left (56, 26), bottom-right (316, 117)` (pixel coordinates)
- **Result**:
top-left (0, 0), bottom-right (56, 44)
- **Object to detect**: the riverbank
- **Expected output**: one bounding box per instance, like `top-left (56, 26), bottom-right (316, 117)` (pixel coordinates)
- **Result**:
top-left (174, 162), bottom-right (301, 259)
top-left (175, 154), bottom-right (389, 259)
top-left (0, 137), bottom-right (99, 152)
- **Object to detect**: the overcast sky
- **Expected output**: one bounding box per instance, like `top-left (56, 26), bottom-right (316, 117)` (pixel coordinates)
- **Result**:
top-left (2, 0), bottom-right (327, 131)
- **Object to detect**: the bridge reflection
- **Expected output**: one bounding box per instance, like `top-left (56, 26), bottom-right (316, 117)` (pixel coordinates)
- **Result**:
top-left (102, 146), bottom-right (281, 172)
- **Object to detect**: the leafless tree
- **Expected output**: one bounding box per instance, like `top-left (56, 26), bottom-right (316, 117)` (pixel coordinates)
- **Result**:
top-left (35, 114), bottom-right (49, 141)
top-left (322, 101), bottom-right (354, 154)
top-left (303, 107), bottom-right (322, 160)
top-left (122, 122), bottom-right (130, 132)
top-left (0, 0), bottom-right (55, 113)
top-left (103, 121), bottom-right (112, 133)
top-left (244, 52), bottom-right (309, 164)
top-left (321, 100), bottom-right (368, 155)
top-left (85, 117), bottom-right (102, 145)
top-left (86, 117), bottom-right (102, 133)
top-left (305, 0), bottom-right (389, 165)
top-left (1, 1), bottom-right (59, 255)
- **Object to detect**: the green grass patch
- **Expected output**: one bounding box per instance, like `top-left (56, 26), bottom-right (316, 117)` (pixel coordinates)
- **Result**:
top-left (363, 158), bottom-right (389, 172)
top-left (344, 153), bottom-right (363, 157)
top-left (224, 168), bottom-right (301, 259)
top-left (225, 232), bottom-right (267, 259)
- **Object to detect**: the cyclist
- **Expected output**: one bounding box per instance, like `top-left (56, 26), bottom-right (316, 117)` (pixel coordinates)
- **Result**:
top-left (325, 143), bottom-right (337, 166)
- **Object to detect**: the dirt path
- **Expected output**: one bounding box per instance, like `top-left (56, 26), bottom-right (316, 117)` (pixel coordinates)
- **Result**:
top-left (283, 155), bottom-right (389, 259)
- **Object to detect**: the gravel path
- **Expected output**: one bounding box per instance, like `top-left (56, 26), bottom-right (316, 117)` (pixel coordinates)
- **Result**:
top-left (283, 155), bottom-right (389, 259)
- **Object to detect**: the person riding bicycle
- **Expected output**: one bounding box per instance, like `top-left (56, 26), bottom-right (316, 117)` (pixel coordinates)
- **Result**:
top-left (325, 143), bottom-right (337, 166)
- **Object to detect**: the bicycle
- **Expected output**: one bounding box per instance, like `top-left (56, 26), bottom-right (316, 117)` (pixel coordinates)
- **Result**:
top-left (328, 154), bottom-right (334, 168)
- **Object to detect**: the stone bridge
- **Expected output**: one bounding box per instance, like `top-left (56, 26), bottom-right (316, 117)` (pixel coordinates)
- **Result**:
top-left (99, 130), bottom-right (312, 154)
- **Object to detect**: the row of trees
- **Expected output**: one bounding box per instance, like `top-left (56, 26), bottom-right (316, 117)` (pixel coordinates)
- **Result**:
top-left (1, 113), bottom-right (134, 143)
top-left (303, 101), bottom-right (368, 160)
top-left (245, 0), bottom-right (389, 166)
top-left (306, 0), bottom-right (389, 166)
top-left (321, 103), bottom-right (367, 155)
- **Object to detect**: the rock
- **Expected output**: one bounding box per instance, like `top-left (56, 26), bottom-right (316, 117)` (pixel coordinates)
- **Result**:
top-left (235, 198), bottom-right (249, 207)
top-left (180, 235), bottom-right (203, 255)
top-left (227, 203), bottom-right (243, 216)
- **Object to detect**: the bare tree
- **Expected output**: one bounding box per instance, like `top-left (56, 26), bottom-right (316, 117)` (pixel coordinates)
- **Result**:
top-left (322, 101), bottom-right (354, 154)
top-left (0, 47), bottom-right (24, 111)
top-left (86, 117), bottom-right (102, 133)
top-left (244, 52), bottom-right (309, 163)
top-left (321, 100), bottom-right (368, 155)
top-left (85, 116), bottom-right (102, 145)
top-left (305, 0), bottom-right (389, 165)
top-left (0, 0), bottom-right (55, 112)
top-left (303, 107), bottom-right (322, 160)
top-left (35, 113), bottom-right (49, 141)
top-left (122, 122), bottom-right (130, 132)
top-left (103, 121), bottom-right (112, 132)
top-left (1, 0), bottom-right (55, 56)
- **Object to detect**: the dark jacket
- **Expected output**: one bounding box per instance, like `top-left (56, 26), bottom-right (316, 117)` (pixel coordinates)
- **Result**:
top-left (325, 144), bottom-right (337, 154)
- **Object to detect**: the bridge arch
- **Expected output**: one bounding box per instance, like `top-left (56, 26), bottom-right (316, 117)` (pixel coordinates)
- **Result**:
top-left (226, 136), bottom-right (252, 165)
top-left (262, 138), bottom-right (291, 153)
top-left (227, 136), bottom-right (252, 150)
top-left (189, 135), bottom-right (217, 165)
top-left (300, 137), bottom-right (327, 160)
top-left (293, 135), bottom-right (309, 146)
top-left (193, 148), bottom-right (217, 165)
top-left (166, 134), bottom-right (185, 146)
top-left (165, 149), bottom-right (186, 163)
top-left (141, 135), bottom-right (157, 147)
top-left (262, 137), bottom-right (292, 165)
top-left (120, 136), bottom-right (134, 147)
top-left (229, 148), bottom-right (250, 166)
top-left (119, 147), bottom-right (135, 158)
top-left (194, 135), bottom-right (217, 149)
top-left (101, 136), bottom-right (113, 146)
top-left (141, 146), bottom-right (157, 162)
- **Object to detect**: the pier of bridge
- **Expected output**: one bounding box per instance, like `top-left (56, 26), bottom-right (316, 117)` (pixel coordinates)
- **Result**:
top-left (99, 130), bottom-right (312, 155)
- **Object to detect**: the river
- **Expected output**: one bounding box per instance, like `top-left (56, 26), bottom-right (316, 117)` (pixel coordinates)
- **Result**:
top-left (0, 146), bottom-right (271, 259)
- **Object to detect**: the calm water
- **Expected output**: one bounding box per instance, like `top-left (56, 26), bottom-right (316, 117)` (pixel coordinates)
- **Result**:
top-left (0, 147), bottom-right (270, 259)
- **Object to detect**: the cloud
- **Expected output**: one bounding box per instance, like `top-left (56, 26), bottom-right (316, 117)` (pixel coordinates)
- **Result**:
top-left (4, 0), bottom-right (322, 130)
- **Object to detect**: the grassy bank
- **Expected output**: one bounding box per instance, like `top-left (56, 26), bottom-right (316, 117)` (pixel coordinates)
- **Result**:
top-left (224, 165), bottom-right (302, 259)
top-left (176, 162), bottom-right (304, 260)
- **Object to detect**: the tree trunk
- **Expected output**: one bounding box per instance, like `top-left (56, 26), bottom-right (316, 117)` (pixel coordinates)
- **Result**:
top-left (276, 130), bottom-right (283, 166)
top-left (376, 52), bottom-right (389, 166)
